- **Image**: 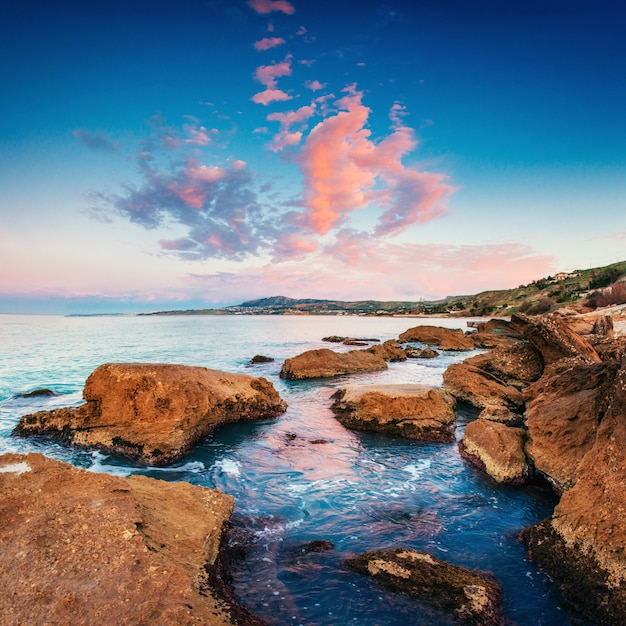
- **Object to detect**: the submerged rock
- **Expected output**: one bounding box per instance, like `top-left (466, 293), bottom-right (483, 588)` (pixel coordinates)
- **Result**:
top-left (399, 325), bottom-right (475, 351)
top-left (14, 388), bottom-right (58, 398)
top-left (15, 363), bottom-right (286, 466)
top-left (331, 384), bottom-right (456, 442)
top-left (279, 348), bottom-right (387, 380)
top-left (249, 354), bottom-right (274, 364)
top-left (460, 419), bottom-right (528, 484)
top-left (0, 452), bottom-right (263, 626)
top-left (347, 548), bottom-right (504, 626)
top-left (522, 363), bottom-right (626, 624)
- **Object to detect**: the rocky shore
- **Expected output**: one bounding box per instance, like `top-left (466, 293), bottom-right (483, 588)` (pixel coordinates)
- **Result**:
top-left (5, 306), bottom-right (626, 624)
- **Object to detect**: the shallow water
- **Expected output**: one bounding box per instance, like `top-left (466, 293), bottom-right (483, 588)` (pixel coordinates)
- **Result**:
top-left (0, 314), bottom-right (584, 625)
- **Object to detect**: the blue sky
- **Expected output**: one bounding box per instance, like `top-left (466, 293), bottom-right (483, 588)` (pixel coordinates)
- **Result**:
top-left (1, 0), bottom-right (625, 313)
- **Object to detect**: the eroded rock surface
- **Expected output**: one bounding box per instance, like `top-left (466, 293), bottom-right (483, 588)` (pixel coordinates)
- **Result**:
top-left (399, 325), bottom-right (475, 351)
top-left (523, 358), bottom-right (618, 493)
top-left (279, 348), bottom-right (387, 380)
top-left (366, 339), bottom-right (407, 362)
top-left (347, 548), bottom-right (504, 626)
top-left (460, 419), bottom-right (528, 484)
top-left (522, 363), bottom-right (626, 624)
top-left (15, 363), bottom-right (286, 465)
top-left (0, 452), bottom-right (262, 626)
top-left (331, 384), bottom-right (456, 442)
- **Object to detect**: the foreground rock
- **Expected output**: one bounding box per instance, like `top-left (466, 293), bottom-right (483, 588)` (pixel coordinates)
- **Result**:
top-left (522, 363), bottom-right (626, 624)
top-left (523, 358), bottom-right (618, 493)
top-left (399, 325), bottom-right (475, 351)
top-left (366, 339), bottom-right (407, 362)
top-left (15, 363), bottom-right (286, 465)
top-left (443, 363), bottom-right (524, 412)
top-left (460, 419), bottom-right (528, 484)
top-left (0, 453), bottom-right (263, 626)
top-left (347, 548), bottom-right (503, 625)
top-left (331, 384), bottom-right (456, 442)
top-left (279, 348), bottom-right (387, 380)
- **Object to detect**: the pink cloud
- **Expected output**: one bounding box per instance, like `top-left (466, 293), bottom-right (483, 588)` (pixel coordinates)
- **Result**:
top-left (296, 87), bottom-right (453, 235)
top-left (305, 79), bottom-right (326, 91)
top-left (248, 0), bottom-right (295, 15)
top-left (252, 89), bottom-right (292, 105)
top-left (266, 104), bottom-right (317, 151)
top-left (254, 37), bottom-right (286, 51)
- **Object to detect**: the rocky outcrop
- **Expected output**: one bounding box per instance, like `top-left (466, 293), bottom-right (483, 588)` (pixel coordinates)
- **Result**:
top-left (468, 319), bottom-right (522, 349)
top-left (0, 452), bottom-right (262, 626)
top-left (366, 339), bottom-right (407, 362)
top-left (331, 384), bottom-right (456, 442)
top-left (399, 325), bottom-right (475, 351)
top-left (279, 348), bottom-right (387, 380)
top-left (249, 355), bottom-right (274, 364)
top-left (15, 363), bottom-right (286, 466)
top-left (523, 358), bottom-right (618, 493)
top-left (443, 363), bottom-right (524, 412)
top-left (405, 347), bottom-right (439, 359)
top-left (510, 313), bottom-right (602, 365)
top-left (522, 363), bottom-right (626, 624)
top-left (463, 341), bottom-right (544, 387)
top-left (460, 419), bottom-right (528, 484)
top-left (347, 548), bottom-right (503, 626)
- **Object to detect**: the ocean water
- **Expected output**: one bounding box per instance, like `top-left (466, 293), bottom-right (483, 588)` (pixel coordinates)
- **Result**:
top-left (0, 314), bottom-right (582, 625)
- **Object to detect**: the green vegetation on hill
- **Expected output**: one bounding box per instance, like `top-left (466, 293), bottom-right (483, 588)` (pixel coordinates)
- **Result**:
top-left (141, 260), bottom-right (626, 317)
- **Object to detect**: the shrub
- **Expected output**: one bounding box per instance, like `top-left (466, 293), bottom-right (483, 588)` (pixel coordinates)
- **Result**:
top-left (588, 267), bottom-right (623, 290)
top-left (526, 297), bottom-right (556, 315)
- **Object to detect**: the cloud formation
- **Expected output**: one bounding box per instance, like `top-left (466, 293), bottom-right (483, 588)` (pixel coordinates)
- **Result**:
top-left (248, 0), bottom-right (295, 15)
top-left (73, 129), bottom-right (119, 152)
top-left (254, 37), bottom-right (286, 51)
top-left (252, 56), bottom-right (293, 105)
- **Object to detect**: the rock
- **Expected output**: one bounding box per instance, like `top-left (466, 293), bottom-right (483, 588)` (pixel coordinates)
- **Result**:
top-left (399, 325), bottom-right (475, 351)
top-left (510, 313), bottom-right (602, 365)
top-left (15, 388), bottom-right (58, 398)
top-left (468, 319), bottom-right (523, 349)
top-left (523, 358), bottom-right (618, 493)
top-left (366, 339), bottom-right (407, 362)
top-left (331, 384), bottom-right (456, 442)
top-left (15, 363), bottom-right (287, 466)
top-left (443, 363), bottom-right (524, 411)
top-left (0, 452), bottom-right (263, 626)
top-left (405, 347), bottom-right (439, 359)
top-left (460, 419), bottom-right (528, 484)
top-left (463, 341), bottom-right (544, 387)
top-left (477, 404), bottom-right (523, 426)
top-left (343, 340), bottom-right (368, 346)
top-left (592, 315), bottom-right (614, 337)
top-left (322, 336), bottom-right (380, 344)
top-left (322, 335), bottom-right (344, 342)
top-left (279, 348), bottom-right (387, 380)
top-left (297, 539), bottom-right (335, 553)
top-left (522, 363), bottom-right (626, 624)
top-left (249, 354), bottom-right (274, 364)
top-left (347, 548), bottom-right (504, 626)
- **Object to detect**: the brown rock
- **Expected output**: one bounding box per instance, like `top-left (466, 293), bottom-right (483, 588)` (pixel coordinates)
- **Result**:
top-left (464, 341), bottom-right (544, 387)
top-left (522, 364), bottom-right (626, 624)
top-left (331, 384), bottom-right (456, 442)
top-left (0, 452), bottom-right (262, 626)
top-left (469, 319), bottom-right (523, 349)
top-left (279, 348), bottom-right (387, 380)
top-left (15, 363), bottom-right (286, 466)
top-left (477, 404), bottom-right (523, 426)
top-left (366, 339), bottom-right (407, 362)
top-left (443, 363), bottom-right (524, 411)
top-left (405, 347), bottom-right (440, 359)
top-left (523, 358), bottom-right (618, 493)
top-left (347, 548), bottom-right (504, 626)
top-left (510, 313), bottom-right (602, 365)
top-left (460, 419), bottom-right (528, 484)
top-left (399, 325), bottom-right (475, 351)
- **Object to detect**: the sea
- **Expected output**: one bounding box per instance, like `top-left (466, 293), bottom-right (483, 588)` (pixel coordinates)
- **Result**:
top-left (0, 314), bottom-right (586, 625)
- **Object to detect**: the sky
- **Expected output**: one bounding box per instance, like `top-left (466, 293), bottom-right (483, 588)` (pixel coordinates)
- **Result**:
top-left (1, 0), bottom-right (625, 314)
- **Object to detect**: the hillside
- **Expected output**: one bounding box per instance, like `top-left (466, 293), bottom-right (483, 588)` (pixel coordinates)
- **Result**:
top-left (141, 260), bottom-right (626, 317)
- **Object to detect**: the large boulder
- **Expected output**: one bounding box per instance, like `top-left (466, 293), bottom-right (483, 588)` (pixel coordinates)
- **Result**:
top-left (331, 384), bottom-right (456, 442)
top-left (469, 319), bottom-right (522, 349)
top-left (463, 341), bottom-right (544, 387)
top-left (443, 363), bottom-right (524, 412)
top-left (522, 364), bottom-right (626, 624)
top-left (0, 452), bottom-right (262, 626)
top-left (347, 548), bottom-right (504, 626)
top-left (15, 363), bottom-right (286, 466)
top-left (399, 325), bottom-right (475, 351)
top-left (523, 358), bottom-right (618, 493)
top-left (366, 339), bottom-right (407, 362)
top-left (279, 348), bottom-right (387, 380)
top-left (460, 419), bottom-right (528, 484)
top-left (510, 313), bottom-right (602, 365)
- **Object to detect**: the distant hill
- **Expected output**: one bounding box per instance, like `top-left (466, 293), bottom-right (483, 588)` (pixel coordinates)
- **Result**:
top-left (142, 260), bottom-right (626, 317)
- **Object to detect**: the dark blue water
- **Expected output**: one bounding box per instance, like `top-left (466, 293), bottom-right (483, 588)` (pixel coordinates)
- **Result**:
top-left (0, 315), bottom-right (581, 625)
